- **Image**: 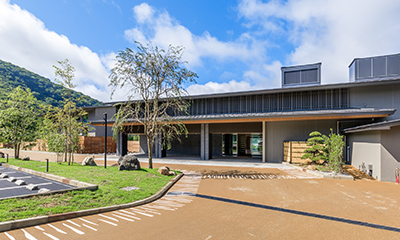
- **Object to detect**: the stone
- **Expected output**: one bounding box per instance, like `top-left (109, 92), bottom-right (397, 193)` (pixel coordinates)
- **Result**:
top-left (22, 156), bottom-right (30, 161)
top-left (158, 166), bottom-right (170, 176)
top-left (0, 152), bottom-right (4, 158)
top-left (118, 155), bottom-right (141, 171)
top-left (307, 165), bottom-right (316, 170)
top-left (120, 186), bottom-right (141, 191)
top-left (7, 177), bottom-right (16, 182)
top-left (15, 179), bottom-right (26, 186)
top-left (168, 171), bottom-right (177, 176)
top-left (81, 156), bottom-right (97, 166)
top-left (38, 188), bottom-right (51, 193)
top-left (0, 173), bottom-right (8, 178)
top-left (26, 184), bottom-right (38, 190)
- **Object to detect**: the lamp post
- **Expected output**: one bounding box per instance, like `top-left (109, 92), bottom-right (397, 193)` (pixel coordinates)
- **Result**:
top-left (103, 112), bottom-right (107, 169)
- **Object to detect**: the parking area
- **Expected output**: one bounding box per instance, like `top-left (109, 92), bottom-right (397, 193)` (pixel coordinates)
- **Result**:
top-left (2, 164), bottom-right (400, 239)
top-left (0, 166), bottom-right (74, 199)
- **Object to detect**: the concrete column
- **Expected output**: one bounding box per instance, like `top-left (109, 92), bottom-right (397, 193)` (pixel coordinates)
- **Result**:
top-left (154, 133), bottom-right (162, 158)
top-left (200, 123), bottom-right (210, 160)
top-left (116, 131), bottom-right (128, 157)
top-left (262, 121), bottom-right (267, 163)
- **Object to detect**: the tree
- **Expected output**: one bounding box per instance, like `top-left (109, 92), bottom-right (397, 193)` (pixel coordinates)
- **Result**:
top-left (109, 42), bottom-right (198, 169)
top-left (323, 129), bottom-right (345, 173)
top-left (0, 87), bottom-right (40, 158)
top-left (44, 59), bottom-right (90, 165)
top-left (41, 102), bottom-right (89, 164)
top-left (301, 131), bottom-right (327, 164)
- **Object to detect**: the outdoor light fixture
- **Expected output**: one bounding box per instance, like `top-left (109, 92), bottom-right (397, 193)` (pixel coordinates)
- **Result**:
top-left (103, 112), bottom-right (107, 169)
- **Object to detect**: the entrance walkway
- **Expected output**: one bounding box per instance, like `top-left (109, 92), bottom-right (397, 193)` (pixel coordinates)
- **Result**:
top-left (94, 154), bottom-right (287, 169)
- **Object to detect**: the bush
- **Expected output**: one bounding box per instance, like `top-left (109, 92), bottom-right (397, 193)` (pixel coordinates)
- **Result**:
top-left (301, 131), bottom-right (327, 164)
top-left (323, 129), bottom-right (345, 173)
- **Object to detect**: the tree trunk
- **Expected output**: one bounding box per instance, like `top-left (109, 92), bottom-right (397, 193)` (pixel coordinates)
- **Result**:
top-left (14, 143), bottom-right (19, 159)
top-left (147, 136), bottom-right (153, 169)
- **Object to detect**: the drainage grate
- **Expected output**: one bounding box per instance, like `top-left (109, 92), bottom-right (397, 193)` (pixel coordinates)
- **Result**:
top-left (202, 174), bottom-right (296, 180)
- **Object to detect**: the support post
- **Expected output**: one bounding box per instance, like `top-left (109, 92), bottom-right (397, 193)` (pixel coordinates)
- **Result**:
top-left (46, 158), bottom-right (49, 172)
top-left (103, 113), bottom-right (107, 168)
top-left (262, 121), bottom-right (267, 163)
top-left (201, 123), bottom-right (210, 160)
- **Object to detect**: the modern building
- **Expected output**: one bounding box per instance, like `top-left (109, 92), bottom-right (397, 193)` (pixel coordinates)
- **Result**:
top-left (88, 53), bottom-right (400, 182)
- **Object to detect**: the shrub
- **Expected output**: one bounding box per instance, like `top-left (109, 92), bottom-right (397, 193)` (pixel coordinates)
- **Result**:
top-left (301, 131), bottom-right (327, 164)
top-left (323, 129), bottom-right (345, 173)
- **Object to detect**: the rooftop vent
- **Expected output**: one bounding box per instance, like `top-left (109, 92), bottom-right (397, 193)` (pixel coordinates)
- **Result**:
top-left (349, 53), bottom-right (400, 82)
top-left (281, 63), bottom-right (321, 88)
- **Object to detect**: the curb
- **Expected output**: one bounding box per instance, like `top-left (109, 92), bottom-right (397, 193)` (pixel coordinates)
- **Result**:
top-left (0, 172), bottom-right (183, 232)
top-left (283, 162), bottom-right (354, 180)
top-left (2, 163), bottom-right (98, 190)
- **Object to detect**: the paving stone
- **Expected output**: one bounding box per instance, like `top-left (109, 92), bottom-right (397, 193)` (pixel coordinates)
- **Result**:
top-left (15, 180), bottom-right (26, 186)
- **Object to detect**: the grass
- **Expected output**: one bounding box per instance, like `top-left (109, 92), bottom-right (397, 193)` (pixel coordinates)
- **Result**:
top-left (0, 158), bottom-right (176, 222)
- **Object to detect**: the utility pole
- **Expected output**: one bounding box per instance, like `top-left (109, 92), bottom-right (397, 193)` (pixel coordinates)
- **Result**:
top-left (103, 112), bottom-right (107, 169)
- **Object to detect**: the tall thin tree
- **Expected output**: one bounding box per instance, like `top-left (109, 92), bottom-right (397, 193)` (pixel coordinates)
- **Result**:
top-left (110, 42), bottom-right (197, 169)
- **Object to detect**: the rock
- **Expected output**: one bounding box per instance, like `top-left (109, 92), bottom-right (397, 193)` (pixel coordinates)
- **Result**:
top-left (0, 152), bottom-right (4, 158)
top-left (26, 184), bottom-right (38, 190)
top-left (38, 188), bottom-right (51, 194)
top-left (306, 165), bottom-right (316, 170)
top-left (81, 156), bottom-right (97, 166)
top-left (118, 155), bottom-right (141, 171)
top-left (158, 166), bottom-right (170, 175)
top-left (22, 156), bottom-right (30, 161)
top-left (15, 179), bottom-right (26, 185)
top-left (118, 157), bottom-right (124, 166)
top-left (168, 171), bottom-right (176, 176)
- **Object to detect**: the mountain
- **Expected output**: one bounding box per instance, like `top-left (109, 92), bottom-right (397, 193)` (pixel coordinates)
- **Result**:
top-left (0, 59), bottom-right (102, 107)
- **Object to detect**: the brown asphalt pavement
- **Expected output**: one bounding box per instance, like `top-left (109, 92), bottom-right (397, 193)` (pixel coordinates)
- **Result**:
top-left (2, 163), bottom-right (400, 239)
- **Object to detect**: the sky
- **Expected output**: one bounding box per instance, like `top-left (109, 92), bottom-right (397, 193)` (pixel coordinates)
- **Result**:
top-left (1, 0), bottom-right (400, 102)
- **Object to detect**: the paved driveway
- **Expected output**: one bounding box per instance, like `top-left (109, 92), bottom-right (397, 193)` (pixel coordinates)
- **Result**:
top-left (2, 164), bottom-right (400, 239)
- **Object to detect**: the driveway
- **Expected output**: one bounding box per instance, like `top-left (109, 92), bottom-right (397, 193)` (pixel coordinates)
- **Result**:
top-left (2, 163), bottom-right (400, 239)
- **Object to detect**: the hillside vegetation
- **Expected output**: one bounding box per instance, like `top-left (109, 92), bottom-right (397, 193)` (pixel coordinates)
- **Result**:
top-left (0, 59), bottom-right (102, 107)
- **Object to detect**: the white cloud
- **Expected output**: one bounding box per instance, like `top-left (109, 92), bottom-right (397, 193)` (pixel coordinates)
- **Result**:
top-left (187, 80), bottom-right (256, 96)
top-left (133, 3), bottom-right (155, 24)
top-left (125, 3), bottom-right (266, 68)
top-left (0, 0), bottom-right (112, 102)
top-left (238, 0), bottom-right (400, 84)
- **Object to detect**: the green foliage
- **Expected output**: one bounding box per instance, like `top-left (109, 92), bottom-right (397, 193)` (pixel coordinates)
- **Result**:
top-left (0, 87), bottom-right (41, 158)
top-left (41, 60), bottom-right (92, 165)
top-left (0, 59), bottom-right (102, 107)
top-left (109, 42), bottom-right (198, 169)
top-left (323, 129), bottom-right (345, 173)
top-left (301, 131), bottom-right (327, 164)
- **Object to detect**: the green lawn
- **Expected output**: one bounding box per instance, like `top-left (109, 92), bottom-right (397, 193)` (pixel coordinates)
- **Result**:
top-left (0, 158), bottom-right (176, 222)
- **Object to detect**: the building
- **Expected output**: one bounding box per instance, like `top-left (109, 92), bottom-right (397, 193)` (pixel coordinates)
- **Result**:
top-left (88, 53), bottom-right (400, 182)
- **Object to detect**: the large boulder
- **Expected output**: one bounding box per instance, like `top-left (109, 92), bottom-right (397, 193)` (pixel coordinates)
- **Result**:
top-left (118, 155), bottom-right (141, 171)
top-left (82, 156), bottom-right (97, 166)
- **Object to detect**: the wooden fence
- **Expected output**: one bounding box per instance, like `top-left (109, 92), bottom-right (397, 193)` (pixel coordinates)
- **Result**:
top-left (283, 141), bottom-right (310, 164)
top-left (1, 138), bottom-right (141, 154)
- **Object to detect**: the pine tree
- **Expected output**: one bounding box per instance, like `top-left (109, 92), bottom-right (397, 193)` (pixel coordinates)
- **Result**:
top-left (301, 131), bottom-right (327, 164)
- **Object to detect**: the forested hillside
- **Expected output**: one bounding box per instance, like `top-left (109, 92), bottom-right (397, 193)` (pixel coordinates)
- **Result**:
top-left (0, 59), bottom-right (102, 107)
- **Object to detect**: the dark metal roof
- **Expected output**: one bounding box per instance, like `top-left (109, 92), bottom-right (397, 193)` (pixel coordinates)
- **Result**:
top-left (86, 77), bottom-right (400, 108)
top-left (91, 108), bottom-right (395, 125)
top-left (343, 118), bottom-right (400, 133)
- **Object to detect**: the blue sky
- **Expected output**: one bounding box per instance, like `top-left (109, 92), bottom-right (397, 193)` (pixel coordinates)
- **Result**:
top-left (1, 0), bottom-right (400, 102)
